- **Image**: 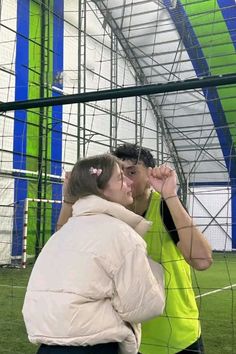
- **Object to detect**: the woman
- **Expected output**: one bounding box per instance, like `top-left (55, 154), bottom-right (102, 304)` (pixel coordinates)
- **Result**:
top-left (22, 154), bottom-right (165, 354)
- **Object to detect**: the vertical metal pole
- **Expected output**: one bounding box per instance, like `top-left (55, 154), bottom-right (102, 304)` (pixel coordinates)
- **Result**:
top-left (135, 77), bottom-right (138, 145)
top-left (36, 0), bottom-right (51, 256)
top-left (77, 0), bottom-right (82, 159)
top-left (135, 76), bottom-right (143, 147)
top-left (110, 33), bottom-right (118, 149)
top-left (36, 0), bottom-right (46, 258)
top-left (83, 0), bottom-right (87, 157)
top-left (22, 198), bottom-right (29, 269)
top-left (156, 114), bottom-right (160, 166)
top-left (42, 0), bottom-right (50, 248)
top-left (160, 123), bottom-right (164, 165)
top-left (110, 32), bottom-right (113, 149)
top-left (139, 95), bottom-right (142, 146)
top-left (78, 0), bottom-right (86, 158)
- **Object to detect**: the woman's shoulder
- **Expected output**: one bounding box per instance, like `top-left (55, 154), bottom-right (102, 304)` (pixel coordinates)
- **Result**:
top-left (100, 214), bottom-right (146, 250)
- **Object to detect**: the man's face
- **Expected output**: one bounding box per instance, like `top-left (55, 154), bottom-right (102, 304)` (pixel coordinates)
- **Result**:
top-left (122, 159), bottom-right (150, 198)
top-left (103, 163), bottom-right (133, 206)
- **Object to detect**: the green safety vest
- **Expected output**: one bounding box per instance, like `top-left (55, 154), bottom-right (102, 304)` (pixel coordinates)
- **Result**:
top-left (140, 192), bottom-right (200, 354)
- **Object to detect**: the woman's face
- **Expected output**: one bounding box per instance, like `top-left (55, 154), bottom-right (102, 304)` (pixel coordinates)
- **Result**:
top-left (122, 159), bottom-right (150, 198)
top-left (102, 163), bottom-right (133, 206)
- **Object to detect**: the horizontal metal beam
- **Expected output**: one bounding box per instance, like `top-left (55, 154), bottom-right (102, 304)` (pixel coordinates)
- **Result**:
top-left (0, 73), bottom-right (236, 112)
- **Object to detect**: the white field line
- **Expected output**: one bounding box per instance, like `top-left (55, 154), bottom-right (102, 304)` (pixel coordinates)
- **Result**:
top-left (1, 283), bottom-right (236, 297)
top-left (196, 283), bottom-right (236, 298)
top-left (0, 284), bottom-right (26, 289)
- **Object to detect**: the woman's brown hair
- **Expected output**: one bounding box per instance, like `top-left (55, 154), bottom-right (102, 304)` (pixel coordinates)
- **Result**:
top-left (67, 153), bottom-right (121, 201)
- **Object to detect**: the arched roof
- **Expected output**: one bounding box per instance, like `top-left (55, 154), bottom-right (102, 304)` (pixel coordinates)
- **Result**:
top-left (93, 0), bottom-right (236, 186)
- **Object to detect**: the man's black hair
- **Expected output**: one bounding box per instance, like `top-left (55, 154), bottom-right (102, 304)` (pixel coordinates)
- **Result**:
top-left (111, 143), bottom-right (155, 168)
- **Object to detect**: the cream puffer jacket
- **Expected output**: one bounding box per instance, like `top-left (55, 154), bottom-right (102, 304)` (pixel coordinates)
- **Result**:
top-left (22, 195), bottom-right (165, 354)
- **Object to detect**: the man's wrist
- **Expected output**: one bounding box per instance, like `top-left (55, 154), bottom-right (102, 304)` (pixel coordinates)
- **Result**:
top-left (163, 194), bottom-right (178, 202)
top-left (63, 199), bottom-right (74, 205)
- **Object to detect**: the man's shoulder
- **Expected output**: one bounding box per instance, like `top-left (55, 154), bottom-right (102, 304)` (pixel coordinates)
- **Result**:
top-left (150, 190), bottom-right (161, 202)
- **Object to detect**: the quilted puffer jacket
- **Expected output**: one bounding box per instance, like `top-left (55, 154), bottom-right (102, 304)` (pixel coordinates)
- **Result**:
top-left (22, 195), bottom-right (165, 354)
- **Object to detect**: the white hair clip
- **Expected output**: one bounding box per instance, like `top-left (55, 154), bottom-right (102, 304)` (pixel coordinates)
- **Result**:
top-left (89, 167), bottom-right (102, 176)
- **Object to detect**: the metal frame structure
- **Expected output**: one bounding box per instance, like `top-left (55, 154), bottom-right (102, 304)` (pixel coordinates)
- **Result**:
top-left (0, 0), bottom-right (236, 256)
top-left (0, 2), bottom-right (236, 353)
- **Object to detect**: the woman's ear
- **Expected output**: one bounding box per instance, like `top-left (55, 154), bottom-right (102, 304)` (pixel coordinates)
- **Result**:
top-left (97, 187), bottom-right (105, 199)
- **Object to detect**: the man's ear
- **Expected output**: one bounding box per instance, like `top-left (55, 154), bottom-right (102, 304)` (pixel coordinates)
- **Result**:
top-left (147, 167), bottom-right (152, 178)
top-left (145, 167), bottom-right (152, 188)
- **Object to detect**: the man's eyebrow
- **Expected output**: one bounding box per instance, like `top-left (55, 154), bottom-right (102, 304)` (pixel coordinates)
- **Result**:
top-left (124, 165), bottom-right (137, 170)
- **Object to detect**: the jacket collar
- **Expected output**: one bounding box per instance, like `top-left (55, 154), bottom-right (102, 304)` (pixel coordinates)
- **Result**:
top-left (72, 195), bottom-right (151, 237)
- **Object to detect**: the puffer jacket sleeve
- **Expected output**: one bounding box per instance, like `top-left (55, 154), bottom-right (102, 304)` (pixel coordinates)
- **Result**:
top-left (112, 244), bottom-right (165, 324)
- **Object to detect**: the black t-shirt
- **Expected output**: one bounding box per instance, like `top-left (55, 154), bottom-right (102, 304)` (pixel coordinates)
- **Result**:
top-left (160, 199), bottom-right (180, 245)
top-left (143, 198), bottom-right (180, 245)
top-left (142, 195), bottom-right (181, 245)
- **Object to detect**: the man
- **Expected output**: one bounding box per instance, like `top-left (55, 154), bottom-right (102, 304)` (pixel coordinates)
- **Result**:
top-left (112, 143), bottom-right (212, 354)
top-left (56, 144), bottom-right (212, 354)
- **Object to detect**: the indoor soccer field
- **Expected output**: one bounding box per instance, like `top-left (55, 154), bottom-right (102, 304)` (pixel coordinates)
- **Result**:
top-left (1, 1), bottom-right (236, 353)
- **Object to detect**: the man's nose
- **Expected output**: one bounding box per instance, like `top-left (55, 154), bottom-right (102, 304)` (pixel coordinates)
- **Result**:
top-left (124, 176), bottom-right (133, 186)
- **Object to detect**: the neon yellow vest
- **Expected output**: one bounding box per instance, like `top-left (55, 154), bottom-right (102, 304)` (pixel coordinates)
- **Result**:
top-left (140, 192), bottom-right (200, 354)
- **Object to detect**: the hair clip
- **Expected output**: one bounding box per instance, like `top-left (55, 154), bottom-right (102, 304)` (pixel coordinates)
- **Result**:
top-left (89, 167), bottom-right (102, 176)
